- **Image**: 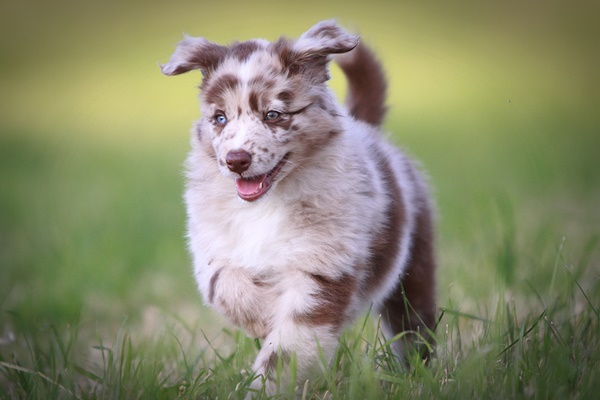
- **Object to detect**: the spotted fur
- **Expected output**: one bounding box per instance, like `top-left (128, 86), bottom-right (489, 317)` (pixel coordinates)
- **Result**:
top-left (162, 20), bottom-right (436, 396)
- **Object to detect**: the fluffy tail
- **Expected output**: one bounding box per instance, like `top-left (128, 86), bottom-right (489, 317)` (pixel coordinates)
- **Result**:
top-left (335, 42), bottom-right (387, 127)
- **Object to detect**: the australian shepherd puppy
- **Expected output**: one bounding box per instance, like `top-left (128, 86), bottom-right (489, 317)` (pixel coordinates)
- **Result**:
top-left (161, 20), bottom-right (436, 395)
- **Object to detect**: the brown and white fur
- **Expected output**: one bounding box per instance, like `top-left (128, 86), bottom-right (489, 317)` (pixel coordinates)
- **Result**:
top-left (161, 20), bottom-right (436, 395)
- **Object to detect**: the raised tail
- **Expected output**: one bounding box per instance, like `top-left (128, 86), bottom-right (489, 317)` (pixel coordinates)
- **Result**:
top-left (335, 41), bottom-right (387, 127)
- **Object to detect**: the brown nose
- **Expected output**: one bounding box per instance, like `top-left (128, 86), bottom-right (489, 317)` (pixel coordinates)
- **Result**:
top-left (226, 150), bottom-right (252, 174)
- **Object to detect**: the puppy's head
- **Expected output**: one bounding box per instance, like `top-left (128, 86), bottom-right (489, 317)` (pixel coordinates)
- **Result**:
top-left (162, 20), bottom-right (358, 202)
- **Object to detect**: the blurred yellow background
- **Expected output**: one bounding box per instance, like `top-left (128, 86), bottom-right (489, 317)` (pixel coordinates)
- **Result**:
top-left (2, 0), bottom-right (598, 145)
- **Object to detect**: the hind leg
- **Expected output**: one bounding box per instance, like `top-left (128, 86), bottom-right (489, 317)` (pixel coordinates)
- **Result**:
top-left (380, 208), bottom-right (436, 363)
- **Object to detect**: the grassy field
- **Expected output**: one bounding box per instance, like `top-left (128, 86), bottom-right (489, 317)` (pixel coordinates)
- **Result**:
top-left (1, 0), bottom-right (599, 398)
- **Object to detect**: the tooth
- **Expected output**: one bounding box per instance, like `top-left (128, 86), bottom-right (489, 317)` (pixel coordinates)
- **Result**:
top-left (259, 182), bottom-right (264, 190)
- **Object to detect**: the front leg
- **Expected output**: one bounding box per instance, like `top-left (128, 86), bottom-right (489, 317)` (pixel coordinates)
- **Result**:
top-left (205, 264), bottom-right (274, 339)
top-left (249, 270), bottom-right (357, 396)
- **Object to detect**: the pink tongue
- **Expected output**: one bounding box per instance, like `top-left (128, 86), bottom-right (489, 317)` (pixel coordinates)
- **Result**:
top-left (236, 175), bottom-right (266, 195)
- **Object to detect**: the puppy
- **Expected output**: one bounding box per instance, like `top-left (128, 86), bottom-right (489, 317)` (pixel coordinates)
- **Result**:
top-left (161, 20), bottom-right (436, 395)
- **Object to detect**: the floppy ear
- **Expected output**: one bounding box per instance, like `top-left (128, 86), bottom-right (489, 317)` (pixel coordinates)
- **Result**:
top-left (293, 20), bottom-right (358, 59)
top-left (160, 35), bottom-right (228, 76)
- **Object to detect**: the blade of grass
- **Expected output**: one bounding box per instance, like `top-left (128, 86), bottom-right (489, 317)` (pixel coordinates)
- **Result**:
top-left (0, 361), bottom-right (81, 400)
top-left (565, 265), bottom-right (599, 319)
top-left (440, 308), bottom-right (492, 324)
top-left (549, 236), bottom-right (566, 297)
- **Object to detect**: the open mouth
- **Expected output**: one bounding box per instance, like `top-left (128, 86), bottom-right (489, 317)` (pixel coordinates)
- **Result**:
top-left (235, 154), bottom-right (289, 202)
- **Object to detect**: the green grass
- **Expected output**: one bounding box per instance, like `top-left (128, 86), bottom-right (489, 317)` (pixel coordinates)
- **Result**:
top-left (1, 0), bottom-right (599, 398)
top-left (1, 272), bottom-right (598, 398)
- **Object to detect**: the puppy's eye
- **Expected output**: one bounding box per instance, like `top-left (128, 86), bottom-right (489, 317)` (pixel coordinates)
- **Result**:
top-left (265, 111), bottom-right (281, 121)
top-left (214, 114), bottom-right (227, 125)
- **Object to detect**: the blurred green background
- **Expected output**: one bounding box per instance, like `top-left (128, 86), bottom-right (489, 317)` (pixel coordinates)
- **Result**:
top-left (1, 0), bottom-right (599, 340)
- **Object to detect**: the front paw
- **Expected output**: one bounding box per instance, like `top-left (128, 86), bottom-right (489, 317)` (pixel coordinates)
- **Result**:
top-left (207, 267), bottom-right (273, 337)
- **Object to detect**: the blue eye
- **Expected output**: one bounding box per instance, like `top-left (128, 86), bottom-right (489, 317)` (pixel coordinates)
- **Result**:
top-left (215, 114), bottom-right (227, 125)
top-left (265, 110), bottom-right (281, 121)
